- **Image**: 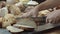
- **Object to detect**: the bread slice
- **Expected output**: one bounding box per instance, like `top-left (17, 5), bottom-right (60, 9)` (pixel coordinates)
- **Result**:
top-left (6, 26), bottom-right (24, 33)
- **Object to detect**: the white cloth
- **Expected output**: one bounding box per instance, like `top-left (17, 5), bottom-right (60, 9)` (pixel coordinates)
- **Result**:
top-left (0, 7), bottom-right (8, 17)
top-left (15, 2), bottom-right (23, 7)
top-left (6, 0), bottom-right (17, 4)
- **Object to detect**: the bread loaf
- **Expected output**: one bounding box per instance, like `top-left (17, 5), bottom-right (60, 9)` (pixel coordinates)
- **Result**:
top-left (8, 5), bottom-right (22, 16)
top-left (2, 14), bottom-right (16, 28)
top-left (38, 10), bottom-right (50, 17)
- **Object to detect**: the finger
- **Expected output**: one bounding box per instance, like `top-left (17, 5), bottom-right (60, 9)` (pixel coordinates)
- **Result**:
top-left (56, 17), bottom-right (60, 24)
top-left (20, 12), bottom-right (31, 18)
top-left (52, 19), bottom-right (56, 24)
top-left (46, 18), bottom-right (49, 23)
top-left (58, 19), bottom-right (60, 24)
top-left (49, 19), bottom-right (52, 23)
top-left (46, 18), bottom-right (47, 23)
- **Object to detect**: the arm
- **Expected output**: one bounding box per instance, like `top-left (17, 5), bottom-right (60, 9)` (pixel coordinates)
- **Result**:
top-left (34, 0), bottom-right (60, 12)
top-left (20, 0), bottom-right (60, 17)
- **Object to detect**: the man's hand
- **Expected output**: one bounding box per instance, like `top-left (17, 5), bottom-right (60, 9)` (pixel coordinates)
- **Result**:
top-left (0, 1), bottom-right (6, 8)
top-left (20, 9), bottom-right (38, 17)
top-left (20, 0), bottom-right (60, 18)
top-left (46, 10), bottom-right (60, 24)
top-left (20, 12), bottom-right (31, 18)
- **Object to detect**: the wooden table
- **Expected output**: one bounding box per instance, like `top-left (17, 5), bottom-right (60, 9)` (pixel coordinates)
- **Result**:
top-left (0, 26), bottom-right (60, 34)
top-left (40, 26), bottom-right (60, 34)
top-left (16, 26), bottom-right (60, 34)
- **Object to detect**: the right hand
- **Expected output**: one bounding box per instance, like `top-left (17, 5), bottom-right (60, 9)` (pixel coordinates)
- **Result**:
top-left (0, 1), bottom-right (6, 8)
top-left (46, 9), bottom-right (60, 24)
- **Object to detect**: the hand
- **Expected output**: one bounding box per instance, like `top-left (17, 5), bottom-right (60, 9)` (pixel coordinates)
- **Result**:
top-left (0, 1), bottom-right (6, 8)
top-left (20, 12), bottom-right (31, 18)
top-left (24, 6), bottom-right (34, 12)
top-left (46, 10), bottom-right (60, 24)
top-left (20, 9), bottom-right (38, 17)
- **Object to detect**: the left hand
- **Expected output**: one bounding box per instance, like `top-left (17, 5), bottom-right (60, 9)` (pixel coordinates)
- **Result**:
top-left (20, 9), bottom-right (38, 18)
